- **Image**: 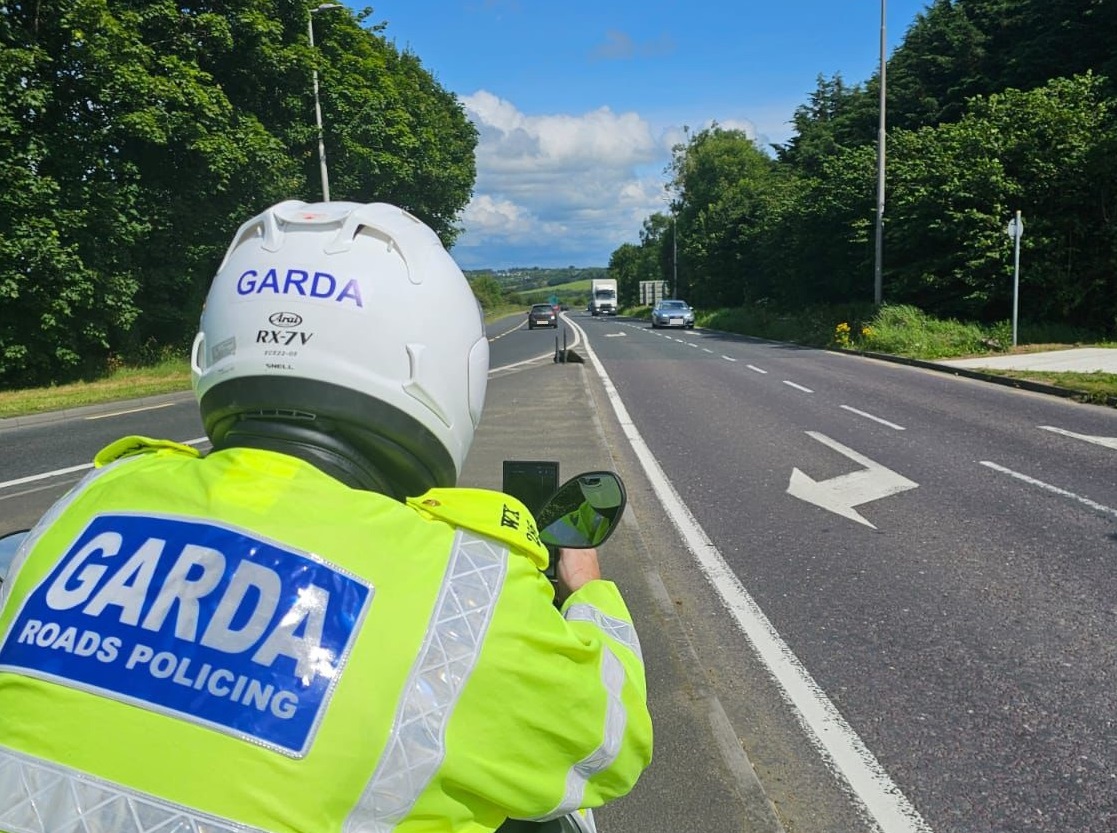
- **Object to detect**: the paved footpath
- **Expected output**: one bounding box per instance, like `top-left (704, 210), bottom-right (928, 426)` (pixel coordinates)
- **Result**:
top-left (938, 346), bottom-right (1117, 373)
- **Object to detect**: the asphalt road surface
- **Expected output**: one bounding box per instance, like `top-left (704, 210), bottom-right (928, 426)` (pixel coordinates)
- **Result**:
top-left (572, 312), bottom-right (1117, 833)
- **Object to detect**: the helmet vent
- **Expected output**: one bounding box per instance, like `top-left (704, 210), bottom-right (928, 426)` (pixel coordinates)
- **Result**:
top-left (245, 408), bottom-right (317, 422)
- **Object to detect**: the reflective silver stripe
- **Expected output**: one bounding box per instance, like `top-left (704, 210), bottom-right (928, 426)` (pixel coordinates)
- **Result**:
top-left (564, 603), bottom-right (644, 664)
top-left (344, 530), bottom-right (508, 833)
top-left (0, 744), bottom-right (261, 833)
top-left (541, 649), bottom-right (627, 820)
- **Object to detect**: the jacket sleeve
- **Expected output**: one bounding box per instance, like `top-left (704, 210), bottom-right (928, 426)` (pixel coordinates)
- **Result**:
top-left (444, 560), bottom-right (653, 824)
top-left (552, 578), bottom-right (652, 814)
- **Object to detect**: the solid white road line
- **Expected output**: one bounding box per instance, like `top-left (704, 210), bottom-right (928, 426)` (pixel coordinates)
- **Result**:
top-left (0, 437), bottom-right (209, 491)
top-left (568, 317), bottom-right (932, 833)
top-left (489, 313), bottom-right (582, 374)
top-left (85, 402), bottom-right (177, 420)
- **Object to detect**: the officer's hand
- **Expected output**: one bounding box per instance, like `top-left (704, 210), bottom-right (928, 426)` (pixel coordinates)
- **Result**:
top-left (555, 547), bottom-right (601, 604)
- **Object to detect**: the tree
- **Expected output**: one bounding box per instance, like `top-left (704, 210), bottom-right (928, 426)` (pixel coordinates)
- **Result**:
top-left (321, 18), bottom-right (477, 244)
top-left (468, 274), bottom-right (505, 311)
top-left (886, 0), bottom-right (989, 130)
top-left (639, 212), bottom-right (673, 300)
top-left (768, 146), bottom-right (878, 308)
top-left (0, 0), bottom-right (477, 388)
top-left (884, 121), bottom-right (1015, 317)
top-left (607, 243), bottom-right (645, 307)
top-left (776, 73), bottom-right (856, 174)
top-left (669, 126), bottom-right (779, 307)
top-left (884, 74), bottom-right (1115, 326)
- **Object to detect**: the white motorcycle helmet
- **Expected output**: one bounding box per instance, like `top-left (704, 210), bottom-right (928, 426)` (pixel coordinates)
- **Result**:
top-left (191, 200), bottom-right (489, 497)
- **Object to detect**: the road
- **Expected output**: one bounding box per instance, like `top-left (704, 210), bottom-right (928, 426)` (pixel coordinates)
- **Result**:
top-left (2, 310), bottom-right (1115, 832)
top-left (573, 311), bottom-right (1117, 833)
top-left (0, 312), bottom-right (573, 530)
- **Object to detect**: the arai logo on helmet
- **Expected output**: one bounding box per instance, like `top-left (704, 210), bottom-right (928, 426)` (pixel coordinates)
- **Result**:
top-left (237, 269), bottom-right (363, 308)
top-left (269, 312), bottom-right (303, 328)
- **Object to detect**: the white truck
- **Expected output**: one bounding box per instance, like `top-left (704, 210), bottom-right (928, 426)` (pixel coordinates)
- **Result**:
top-left (589, 278), bottom-right (619, 316)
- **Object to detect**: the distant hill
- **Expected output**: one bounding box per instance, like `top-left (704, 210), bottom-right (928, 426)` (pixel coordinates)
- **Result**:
top-left (464, 266), bottom-right (607, 293)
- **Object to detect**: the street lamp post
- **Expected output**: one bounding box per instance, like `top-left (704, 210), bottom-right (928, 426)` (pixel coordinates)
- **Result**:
top-left (873, 0), bottom-right (887, 305)
top-left (672, 215), bottom-right (678, 298)
top-left (309, 3), bottom-right (343, 202)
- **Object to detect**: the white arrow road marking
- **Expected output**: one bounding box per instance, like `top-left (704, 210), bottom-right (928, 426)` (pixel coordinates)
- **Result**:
top-left (568, 316), bottom-right (932, 833)
top-left (788, 432), bottom-right (919, 528)
top-left (1039, 425), bottom-right (1117, 451)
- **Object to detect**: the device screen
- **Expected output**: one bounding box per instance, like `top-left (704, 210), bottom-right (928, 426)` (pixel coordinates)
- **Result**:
top-left (502, 460), bottom-right (560, 577)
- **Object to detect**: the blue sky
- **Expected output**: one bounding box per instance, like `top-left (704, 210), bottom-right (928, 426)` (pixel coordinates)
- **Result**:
top-left (354, 1), bottom-right (932, 269)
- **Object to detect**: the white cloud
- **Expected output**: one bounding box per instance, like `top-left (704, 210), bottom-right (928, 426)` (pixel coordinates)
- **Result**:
top-left (456, 91), bottom-right (673, 268)
top-left (452, 92), bottom-right (787, 269)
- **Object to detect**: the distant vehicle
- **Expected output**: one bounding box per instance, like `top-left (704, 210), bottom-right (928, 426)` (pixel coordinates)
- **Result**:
top-left (590, 278), bottom-right (618, 316)
top-left (528, 303), bottom-right (558, 329)
top-left (651, 299), bottom-right (695, 329)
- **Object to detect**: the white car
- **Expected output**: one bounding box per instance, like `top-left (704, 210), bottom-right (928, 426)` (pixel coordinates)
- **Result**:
top-left (651, 299), bottom-right (695, 329)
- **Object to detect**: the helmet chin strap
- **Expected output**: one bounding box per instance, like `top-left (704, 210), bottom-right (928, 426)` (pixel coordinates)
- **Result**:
top-left (215, 418), bottom-right (400, 498)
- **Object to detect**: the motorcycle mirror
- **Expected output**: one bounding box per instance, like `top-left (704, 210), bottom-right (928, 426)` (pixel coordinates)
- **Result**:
top-left (536, 472), bottom-right (626, 549)
top-left (0, 530), bottom-right (29, 587)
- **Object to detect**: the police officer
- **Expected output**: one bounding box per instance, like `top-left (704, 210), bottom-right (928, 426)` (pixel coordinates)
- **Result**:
top-left (0, 201), bottom-right (651, 833)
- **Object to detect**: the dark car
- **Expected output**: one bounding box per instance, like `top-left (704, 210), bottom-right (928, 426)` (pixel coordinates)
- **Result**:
top-left (651, 299), bottom-right (695, 329)
top-left (528, 303), bottom-right (558, 329)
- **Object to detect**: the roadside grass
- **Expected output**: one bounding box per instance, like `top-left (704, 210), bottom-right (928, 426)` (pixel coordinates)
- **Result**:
top-left (0, 305), bottom-right (536, 419)
top-left (515, 280), bottom-right (591, 308)
top-left (985, 370), bottom-right (1117, 404)
top-left (484, 303), bottom-right (530, 320)
top-left (0, 357), bottom-right (192, 419)
top-left (521, 279), bottom-right (592, 293)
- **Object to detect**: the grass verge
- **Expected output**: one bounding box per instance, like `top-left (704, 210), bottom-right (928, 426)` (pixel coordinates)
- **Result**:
top-left (0, 306), bottom-right (533, 420)
top-left (0, 358), bottom-right (192, 419)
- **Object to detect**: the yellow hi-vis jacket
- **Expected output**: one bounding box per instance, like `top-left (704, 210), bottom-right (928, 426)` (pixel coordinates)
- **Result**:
top-left (0, 437), bottom-right (652, 833)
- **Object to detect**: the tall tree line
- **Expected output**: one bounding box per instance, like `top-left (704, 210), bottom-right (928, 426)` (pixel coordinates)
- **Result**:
top-left (612, 0), bottom-right (1117, 333)
top-left (0, 0), bottom-right (477, 388)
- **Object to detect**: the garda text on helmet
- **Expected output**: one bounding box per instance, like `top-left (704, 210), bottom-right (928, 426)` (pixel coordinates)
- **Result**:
top-left (0, 514), bottom-right (373, 757)
top-left (236, 268), bottom-right (364, 308)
